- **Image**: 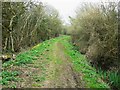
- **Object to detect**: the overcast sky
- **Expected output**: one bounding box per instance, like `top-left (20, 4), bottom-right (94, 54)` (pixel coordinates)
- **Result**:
top-left (36, 0), bottom-right (118, 25)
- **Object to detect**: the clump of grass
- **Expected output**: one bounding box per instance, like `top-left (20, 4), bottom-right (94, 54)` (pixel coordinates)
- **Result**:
top-left (98, 69), bottom-right (120, 89)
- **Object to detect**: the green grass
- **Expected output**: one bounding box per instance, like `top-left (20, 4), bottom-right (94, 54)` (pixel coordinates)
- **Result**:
top-left (32, 75), bottom-right (46, 82)
top-left (60, 36), bottom-right (110, 88)
top-left (1, 36), bottom-right (67, 87)
top-left (1, 40), bottom-right (49, 87)
top-left (1, 35), bottom-right (111, 88)
top-left (98, 69), bottom-right (120, 89)
top-left (0, 71), bottom-right (21, 85)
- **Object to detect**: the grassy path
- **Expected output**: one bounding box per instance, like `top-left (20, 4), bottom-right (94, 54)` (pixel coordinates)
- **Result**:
top-left (42, 42), bottom-right (84, 88)
top-left (1, 36), bottom-right (110, 88)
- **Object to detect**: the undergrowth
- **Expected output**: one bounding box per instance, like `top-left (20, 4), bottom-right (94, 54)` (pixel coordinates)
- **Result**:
top-left (1, 36), bottom-right (63, 87)
top-left (98, 69), bottom-right (120, 89)
top-left (61, 36), bottom-right (110, 88)
top-left (1, 35), bottom-right (112, 88)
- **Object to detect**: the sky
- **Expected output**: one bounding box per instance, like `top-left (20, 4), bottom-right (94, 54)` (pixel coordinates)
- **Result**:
top-left (35, 0), bottom-right (118, 25)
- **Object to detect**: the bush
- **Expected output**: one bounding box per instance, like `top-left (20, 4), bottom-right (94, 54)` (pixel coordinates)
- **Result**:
top-left (70, 2), bottom-right (119, 70)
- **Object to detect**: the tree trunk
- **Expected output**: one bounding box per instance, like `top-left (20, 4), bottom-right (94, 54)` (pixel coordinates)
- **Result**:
top-left (3, 38), bottom-right (8, 51)
top-left (10, 32), bottom-right (14, 52)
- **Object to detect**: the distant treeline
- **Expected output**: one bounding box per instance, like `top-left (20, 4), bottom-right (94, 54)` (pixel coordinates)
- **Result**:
top-left (2, 2), bottom-right (63, 53)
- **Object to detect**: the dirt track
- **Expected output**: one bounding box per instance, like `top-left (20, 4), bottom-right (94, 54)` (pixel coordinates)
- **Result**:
top-left (42, 42), bottom-right (85, 88)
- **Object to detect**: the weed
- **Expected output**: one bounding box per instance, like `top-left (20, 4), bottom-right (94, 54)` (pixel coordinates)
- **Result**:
top-left (98, 69), bottom-right (120, 89)
top-left (0, 71), bottom-right (21, 85)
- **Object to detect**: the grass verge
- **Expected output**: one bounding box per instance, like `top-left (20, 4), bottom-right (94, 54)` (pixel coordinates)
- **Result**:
top-left (60, 36), bottom-right (110, 88)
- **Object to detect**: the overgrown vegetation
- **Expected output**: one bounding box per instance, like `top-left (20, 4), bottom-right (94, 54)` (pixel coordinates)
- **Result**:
top-left (1, 1), bottom-right (119, 89)
top-left (1, 36), bottom-right (110, 88)
top-left (1, 36), bottom-right (59, 87)
top-left (98, 69), bottom-right (120, 89)
top-left (2, 2), bottom-right (63, 53)
top-left (68, 2), bottom-right (119, 89)
top-left (61, 36), bottom-right (109, 88)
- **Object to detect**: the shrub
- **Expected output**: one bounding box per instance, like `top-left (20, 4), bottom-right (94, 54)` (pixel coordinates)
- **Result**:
top-left (70, 2), bottom-right (119, 70)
